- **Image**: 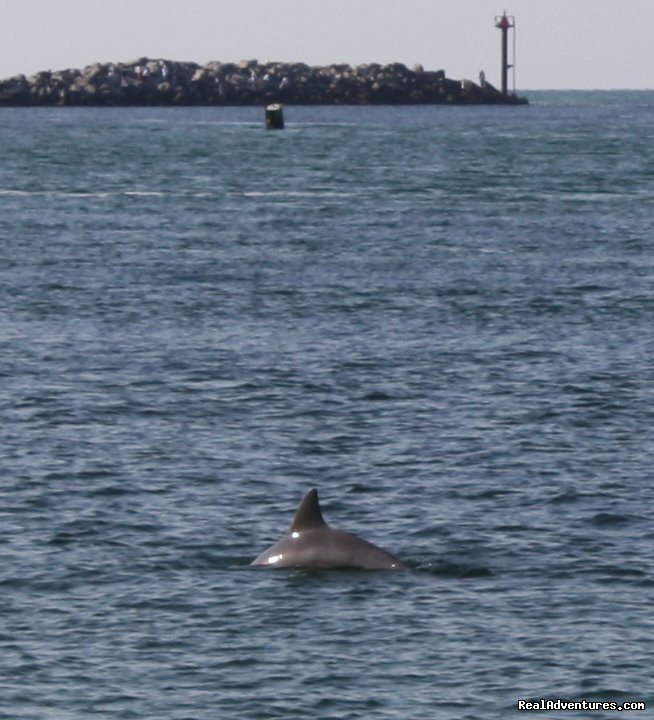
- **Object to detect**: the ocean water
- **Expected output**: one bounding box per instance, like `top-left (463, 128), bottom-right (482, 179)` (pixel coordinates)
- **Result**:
top-left (1, 92), bottom-right (653, 719)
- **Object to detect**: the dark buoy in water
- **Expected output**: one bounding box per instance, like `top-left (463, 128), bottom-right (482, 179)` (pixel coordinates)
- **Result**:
top-left (265, 103), bottom-right (284, 129)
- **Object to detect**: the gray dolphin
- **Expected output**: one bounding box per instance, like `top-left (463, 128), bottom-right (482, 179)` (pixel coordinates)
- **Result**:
top-left (251, 488), bottom-right (407, 570)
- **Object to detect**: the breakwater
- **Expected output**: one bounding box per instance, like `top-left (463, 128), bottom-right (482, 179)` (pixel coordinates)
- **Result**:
top-left (0, 58), bottom-right (527, 107)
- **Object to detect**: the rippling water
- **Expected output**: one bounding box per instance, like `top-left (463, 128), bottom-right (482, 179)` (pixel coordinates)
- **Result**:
top-left (2, 93), bottom-right (653, 719)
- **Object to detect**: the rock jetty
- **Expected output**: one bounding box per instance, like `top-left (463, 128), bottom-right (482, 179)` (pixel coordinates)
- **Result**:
top-left (0, 58), bottom-right (528, 107)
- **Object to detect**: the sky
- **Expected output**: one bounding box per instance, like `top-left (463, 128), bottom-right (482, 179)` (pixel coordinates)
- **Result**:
top-left (0, 0), bottom-right (652, 90)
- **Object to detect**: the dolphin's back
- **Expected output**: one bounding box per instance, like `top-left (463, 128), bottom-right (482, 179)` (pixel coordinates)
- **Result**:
top-left (251, 527), bottom-right (406, 570)
top-left (251, 488), bottom-right (407, 571)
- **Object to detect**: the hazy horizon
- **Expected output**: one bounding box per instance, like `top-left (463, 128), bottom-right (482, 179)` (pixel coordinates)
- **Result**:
top-left (1, 0), bottom-right (652, 91)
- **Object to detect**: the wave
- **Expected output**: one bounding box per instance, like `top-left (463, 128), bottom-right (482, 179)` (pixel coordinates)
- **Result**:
top-left (0, 187), bottom-right (357, 200)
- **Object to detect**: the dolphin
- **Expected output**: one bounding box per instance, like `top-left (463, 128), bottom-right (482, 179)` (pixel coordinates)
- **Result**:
top-left (251, 488), bottom-right (407, 570)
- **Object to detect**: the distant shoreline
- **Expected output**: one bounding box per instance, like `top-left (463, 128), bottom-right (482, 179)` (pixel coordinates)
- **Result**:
top-left (0, 58), bottom-right (528, 107)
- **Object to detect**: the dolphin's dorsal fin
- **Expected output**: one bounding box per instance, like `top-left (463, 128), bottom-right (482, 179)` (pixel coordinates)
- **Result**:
top-left (290, 488), bottom-right (327, 531)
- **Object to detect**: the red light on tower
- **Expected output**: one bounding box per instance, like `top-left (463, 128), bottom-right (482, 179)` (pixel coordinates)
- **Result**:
top-left (496, 12), bottom-right (512, 31)
top-left (495, 12), bottom-right (516, 95)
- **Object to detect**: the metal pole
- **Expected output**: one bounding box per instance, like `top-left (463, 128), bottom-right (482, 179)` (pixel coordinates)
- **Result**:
top-left (512, 17), bottom-right (517, 93)
top-left (495, 13), bottom-right (513, 96)
top-left (501, 24), bottom-right (508, 95)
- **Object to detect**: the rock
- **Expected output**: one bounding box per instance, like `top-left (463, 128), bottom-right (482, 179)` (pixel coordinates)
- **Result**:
top-left (0, 74), bottom-right (30, 103)
top-left (0, 58), bottom-right (528, 107)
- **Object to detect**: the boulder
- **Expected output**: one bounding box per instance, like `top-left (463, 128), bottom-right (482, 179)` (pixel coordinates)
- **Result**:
top-left (0, 58), bottom-right (528, 106)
